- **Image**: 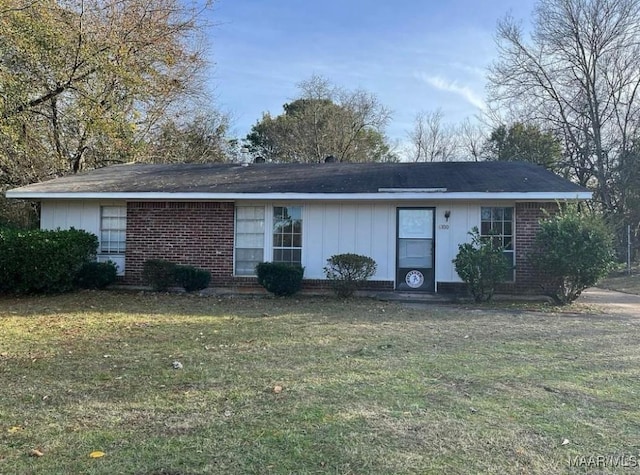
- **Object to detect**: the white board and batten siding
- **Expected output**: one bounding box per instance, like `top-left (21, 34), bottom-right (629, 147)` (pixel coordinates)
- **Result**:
top-left (302, 201), bottom-right (507, 286)
top-left (304, 203), bottom-right (396, 280)
top-left (40, 200), bottom-right (127, 275)
top-left (40, 199), bottom-right (514, 288)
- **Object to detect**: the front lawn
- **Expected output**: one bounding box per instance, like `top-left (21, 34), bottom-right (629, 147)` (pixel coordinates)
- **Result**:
top-left (1, 292), bottom-right (638, 474)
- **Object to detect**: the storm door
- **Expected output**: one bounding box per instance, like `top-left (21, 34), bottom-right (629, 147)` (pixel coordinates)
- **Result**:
top-left (396, 208), bottom-right (435, 291)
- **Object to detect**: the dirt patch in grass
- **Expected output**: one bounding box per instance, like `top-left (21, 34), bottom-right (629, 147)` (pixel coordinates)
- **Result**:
top-left (1, 290), bottom-right (639, 474)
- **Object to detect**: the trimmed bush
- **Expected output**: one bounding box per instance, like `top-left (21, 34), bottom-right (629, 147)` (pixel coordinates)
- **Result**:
top-left (0, 227), bottom-right (98, 294)
top-left (453, 227), bottom-right (513, 302)
top-left (142, 259), bottom-right (178, 291)
top-left (529, 204), bottom-right (615, 305)
top-left (256, 262), bottom-right (304, 296)
top-left (75, 261), bottom-right (118, 289)
top-left (324, 253), bottom-right (377, 297)
top-left (175, 265), bottom-right (211, 292)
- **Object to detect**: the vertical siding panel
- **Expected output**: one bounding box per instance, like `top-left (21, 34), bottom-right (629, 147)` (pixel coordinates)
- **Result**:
top-left (355, 203), bottom-right (373, 260)
top-left (338, 204), bottom-right (357, 253)
top-left (304, 204), bottom-right (325, 279)
top-left (40, 202), bottom-right (55, 230)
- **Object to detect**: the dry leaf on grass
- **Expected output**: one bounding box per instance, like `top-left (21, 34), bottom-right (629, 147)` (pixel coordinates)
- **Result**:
top-left (29, 449), bottom-right (44, 457)
top-left (89, 451), bottom-right (105, 458)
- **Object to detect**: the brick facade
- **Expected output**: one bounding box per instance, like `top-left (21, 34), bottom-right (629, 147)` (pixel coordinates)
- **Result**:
top-left (123, 200), bottom-right (557, 294)
top-left (125, 202), bottom-right (235, 286)
top-left (512, 202), bottom-right (558, 293)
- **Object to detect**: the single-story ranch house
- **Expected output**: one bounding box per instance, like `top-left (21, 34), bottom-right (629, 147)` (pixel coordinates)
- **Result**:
top-left (5, 161), bottom-right (591, 294)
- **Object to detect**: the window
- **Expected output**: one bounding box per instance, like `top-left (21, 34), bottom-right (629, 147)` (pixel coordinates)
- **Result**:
top-left (100, 206), bottom-right (126, 254)
top-left (480, 206), bottom-right (514, 281)
top-left (235, 206), bottom-right (265, 275)
top-left (273, 206), bottom-right (302, 266)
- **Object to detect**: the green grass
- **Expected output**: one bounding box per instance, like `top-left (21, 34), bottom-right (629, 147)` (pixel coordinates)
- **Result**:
top-left (1, 291), bottom-right (639, 474)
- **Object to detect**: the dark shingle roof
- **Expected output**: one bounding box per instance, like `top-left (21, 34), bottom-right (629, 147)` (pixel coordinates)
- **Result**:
top-left (7, 161), bottom-right (588, 195)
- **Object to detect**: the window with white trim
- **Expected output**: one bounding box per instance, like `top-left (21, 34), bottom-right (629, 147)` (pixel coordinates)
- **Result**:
top-left (480, 206), bottom-right (514, 281)
top-left (273, 206), bottom-right (302, 266)
top-left (235, 206), bottom-right (265, 275)
top-left (100, 206), bottom-right (126, 254)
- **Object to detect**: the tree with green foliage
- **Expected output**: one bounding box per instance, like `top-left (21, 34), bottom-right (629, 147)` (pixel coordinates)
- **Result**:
top-left (245, 76), bottom-right (394, 163)
top-left (0, 0), bottom-right (213, 183)
top-left (453, 227), bottom-right (513, 302)
top-left (485, 122), bottom-right (563, 170)
top-left (529, 204), bottom-right (615, 304)
top-left (146, 111), bottom-right (232, 164)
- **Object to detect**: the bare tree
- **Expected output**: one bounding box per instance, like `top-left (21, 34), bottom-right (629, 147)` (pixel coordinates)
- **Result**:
top-left (457, 118), bottom-right (487, 162)
top-left (407, 109), bottom-right (458, 162)
top-left (0, 0), bottom-right (213, 182)
top-left (488, 0), bottom-right (640, 220)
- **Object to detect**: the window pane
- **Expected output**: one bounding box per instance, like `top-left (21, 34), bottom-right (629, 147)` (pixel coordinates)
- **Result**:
top-left (237, 248), bottom-right (263, 261)
top-left (235, 206), bottom-right (265, 275)
top-left (289, 206), bottom-right (302, 220)
top-left (399, 209), bottom-right (433, 239)
top-left (272, 206), bottom-right (302, 266)
top-left (492, 208), bottom-right (504, 221)
top-left (481, 207), bottom-right (491, 221)
top-left (504, 207), bottom-right (513, 220)
top-left (237, 220), bottom-right (264, 234)
top-left (398, 238), bottom-right (432, 268)
top-left (480, 222), bottom-right (491, 235)
top-left (504, 222), bottom-right (513, 237)
top-left (100, 206), bottom-right (126, 254)
top-left (237, 233), bottom-right (263, 247)
top-left (273, 207), bottom-right (285, 219)
top-left (503, 251), bottom-right (515, 281)
top-left (504, 237), bottom-right (513, 250)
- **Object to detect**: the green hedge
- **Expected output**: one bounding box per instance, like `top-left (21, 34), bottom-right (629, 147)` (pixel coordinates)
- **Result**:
top-left (0, 228), bottom-right (98, 294)
top-left (75, 261), bottom-right (118, 289)
top-left (142, 259), bottom-right (212, 292)
top-left (256, 262), bottom-right (304, 296)
top-left (324, 253), bottom-right (377, 297)
top-left (142, 260), bottom-right (178, 291)
top-left (175, 265), bottom-right (211, 292)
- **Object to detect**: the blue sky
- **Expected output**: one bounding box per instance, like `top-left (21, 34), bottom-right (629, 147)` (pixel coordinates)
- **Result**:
top-left (204, 0), bottom-right (537, 143)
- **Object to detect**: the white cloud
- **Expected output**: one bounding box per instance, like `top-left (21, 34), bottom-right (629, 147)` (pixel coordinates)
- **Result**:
top-left (419, 74), bottom-right (486, 111)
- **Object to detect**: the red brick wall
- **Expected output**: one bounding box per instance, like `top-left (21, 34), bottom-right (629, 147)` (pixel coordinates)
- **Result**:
top-left (125, 202), bottom-right (234, 285)
top-left (512, 202), bottom-right (559, 293)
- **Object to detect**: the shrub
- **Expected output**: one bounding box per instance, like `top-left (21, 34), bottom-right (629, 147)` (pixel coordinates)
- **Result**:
top-left (529, 204), bottom-right (615, 305)
top-left (256, 262), bottom-right (304, 296)
top-left (0, 227), bottom-right (98, 294)
top-left (75, 261), bottom-right (118, 289)
top-left (453, 227), bottom-right (513, 302)
top-left (175, 265), bottom-right (211, 292)
top-left (142, 259), bottom-right (178, 291)
top-left (323, 253), bottom-right (377, 297)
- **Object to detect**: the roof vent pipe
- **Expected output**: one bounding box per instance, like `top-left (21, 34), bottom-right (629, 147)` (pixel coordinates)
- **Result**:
top-left (324, 155), bottom-right (337, 163)
top-left (254, 156), bottom-right (265, 163)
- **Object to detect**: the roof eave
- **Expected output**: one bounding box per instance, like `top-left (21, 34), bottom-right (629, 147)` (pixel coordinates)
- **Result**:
top-left (5, 191), bottom-right (593, 201)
